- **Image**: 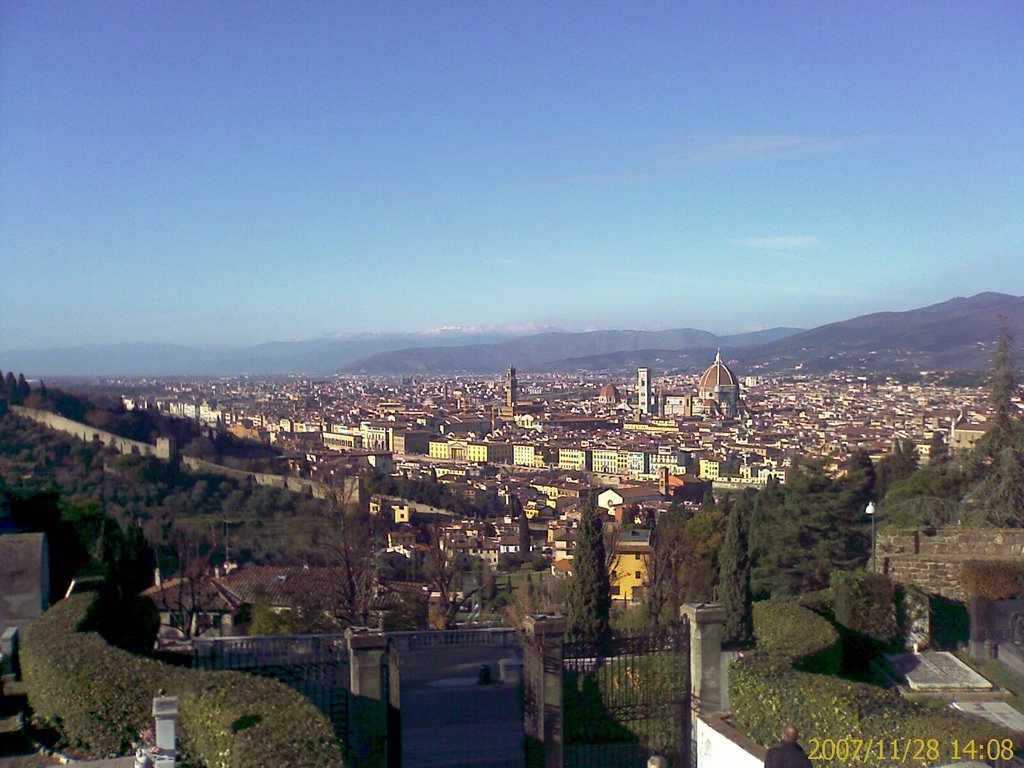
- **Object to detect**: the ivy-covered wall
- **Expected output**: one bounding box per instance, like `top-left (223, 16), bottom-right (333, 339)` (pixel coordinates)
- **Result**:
top-left (877, 528), bottom-right (1024, 600)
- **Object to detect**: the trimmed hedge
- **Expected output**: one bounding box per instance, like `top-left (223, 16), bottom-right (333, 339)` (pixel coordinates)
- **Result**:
top-left (795, 587), bottom-right (834, 617)
top-left (831, 571), bottom-right (896, 643)
top-left (961, 559), bottom-right (1024, 600)
top-left (751, 597), bottom-right (841, 675)
top-left (732, 596), bottom-right (1021, 766)
top-left (21, 595), bottom-right (344, 768)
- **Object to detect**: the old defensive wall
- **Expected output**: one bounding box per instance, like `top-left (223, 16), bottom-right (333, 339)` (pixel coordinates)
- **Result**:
top-left (9, 406), bottom-right (359, 503)
top-left (11, 405), bottom-right (176, 460)
top-left (877, 526), bottom-right (1024, 601)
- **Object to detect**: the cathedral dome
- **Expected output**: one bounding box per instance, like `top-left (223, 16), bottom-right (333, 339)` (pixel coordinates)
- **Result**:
top-left (599, 384), bottom-right (619, 398)
top-left (699, 351), bottom-right (737, 390)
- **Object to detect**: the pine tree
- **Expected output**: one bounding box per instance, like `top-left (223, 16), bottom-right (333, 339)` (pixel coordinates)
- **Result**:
top-left (718, 490), bottom-right (754, 643)
top-left (565, 497), bottom-right (611, 648)
top-left (968, 448), bottom-right (1024, 527)
top-left (839, 449), bottom-right (876, 511)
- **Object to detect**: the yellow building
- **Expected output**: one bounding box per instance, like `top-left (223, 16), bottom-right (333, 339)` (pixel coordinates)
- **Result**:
top-left (622, 420), bottom-right (680, 434)
top-left (513, 443), bottom-right (538, 467)
top-left (428, 438), bottom-right (452, 460)
top-left (609, 528), bottom-right (652, 602)
top-left (591, 448), bottom-right (619, 474)
top-left (465, 441), bottom-right (513, 464)
top-left (699, 457), bottom-right (723, 480)
top-left (557, 447), bottom-right (591, 472)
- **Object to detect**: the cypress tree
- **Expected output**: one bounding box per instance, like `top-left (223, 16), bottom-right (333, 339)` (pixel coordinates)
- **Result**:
top-left (565, 497), bottom-right (611, 647)
top-left (928, 430), bottom-right (949, 466)
top-left (16, 373), bottom-right (31, 402)
top-left (976, 315), bottom-right (1024, 461)
top-left (967, 317), bottom-right (1024, 524)
top-left (516, 496), bottom-right (529, 555)
top-left (6, 372), bottom-right (19, 404)
top-left (718, 490), bottom-right (754, 643)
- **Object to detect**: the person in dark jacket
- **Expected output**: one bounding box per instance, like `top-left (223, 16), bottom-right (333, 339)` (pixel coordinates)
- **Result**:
top-left (764, 724), bottom-right (812, 768)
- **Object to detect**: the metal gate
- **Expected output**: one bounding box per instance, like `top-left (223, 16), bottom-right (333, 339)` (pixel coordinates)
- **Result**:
top-left (563, 624), bottom-right (691, 768)
top-left (560, 623), bottom-right (690, 768)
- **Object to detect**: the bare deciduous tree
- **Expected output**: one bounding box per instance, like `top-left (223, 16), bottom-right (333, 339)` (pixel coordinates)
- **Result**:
top-left (642, 510), bottom-right (687, 630)
top-left (155, 531), bottom-right (214, 639)
top-left (315, 477), bottom-right (378, 629)
top-left (424, 527), bottom-right (481, 629)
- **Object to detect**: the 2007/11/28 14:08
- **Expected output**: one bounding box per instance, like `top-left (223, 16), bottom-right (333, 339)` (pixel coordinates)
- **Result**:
top-left (806, 737), bottom-right (1017, 763)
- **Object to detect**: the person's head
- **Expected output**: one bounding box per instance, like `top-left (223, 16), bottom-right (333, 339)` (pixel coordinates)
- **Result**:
top-left (780, 724), bottom-right (799, 744)
top-left (647, 757), bottom-right (668, 768)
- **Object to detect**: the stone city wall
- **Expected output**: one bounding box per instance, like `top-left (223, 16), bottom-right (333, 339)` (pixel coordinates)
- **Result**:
top-left (11, 406), bottom-right (175, 460)
top-left (877, 527), bottom-right (1024, 601)
top-left (180, 455), bottom-right (361, 503)
top-left (9, 406), bottom-right (361, 505)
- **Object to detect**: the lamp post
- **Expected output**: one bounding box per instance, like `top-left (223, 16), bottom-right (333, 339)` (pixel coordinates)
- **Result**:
top-left (865, 501), bottom-right (876, 573)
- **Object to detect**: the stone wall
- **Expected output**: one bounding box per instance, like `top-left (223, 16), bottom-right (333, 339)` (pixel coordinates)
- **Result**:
top-left (877, 527), bottom-right (1024, 601)
top-left (9, 406), bottom-right (361, 505)
top-left (180, 455), bottom-right (361, 504)
top-left (0, 532), bottom-right (49, 637)
top-left (11, 406), bottom-right (175, 460)
top-left (695, 714), bottom-right (766, 768)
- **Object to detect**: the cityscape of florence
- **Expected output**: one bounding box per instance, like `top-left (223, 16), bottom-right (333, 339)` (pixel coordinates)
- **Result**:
top-left (1, 3), bottom-right (1023, 768)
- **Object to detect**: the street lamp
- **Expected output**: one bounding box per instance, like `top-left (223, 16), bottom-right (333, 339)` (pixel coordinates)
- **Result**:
top-left (865, 501), bottom-right (876, 573)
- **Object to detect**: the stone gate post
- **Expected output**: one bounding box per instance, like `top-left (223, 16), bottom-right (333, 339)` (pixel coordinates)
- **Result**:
top-left (523, 614), bottom-right (565, 768)
top-left (346, 627), bottom-right (389, 768)
top-left (680, 603), bottom-right (725, 718)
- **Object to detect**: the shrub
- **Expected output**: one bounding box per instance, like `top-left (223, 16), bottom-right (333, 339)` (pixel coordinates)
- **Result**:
top-left (831, 571), bottom-right (896, 643)
top-left (21, 595), bottom-right (344, 767)
top-left (752, 597), bottom-right (840, 675)
top-left (731, 594), bottom-right (1021, 766)
top-left (795, 587), bottom-right (834, 617)
top-left (961, 559), bottom-right (1024, 600)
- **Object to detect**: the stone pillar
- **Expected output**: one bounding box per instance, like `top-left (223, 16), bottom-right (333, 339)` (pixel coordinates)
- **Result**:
top-left (680, 603), bottom-right (726, 718)
top-left (152, 696), bottom-right (178, 768)
top-left (346, 628), bottom-right (389, 768)
top-left (523, 614), bottom-right (565, 768)
top-left (347, 627), bottom-right (388, 700)
top-left (0, 627), bottom-right (18, 679)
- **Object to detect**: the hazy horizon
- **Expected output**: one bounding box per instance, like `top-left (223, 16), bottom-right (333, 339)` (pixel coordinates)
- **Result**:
top-left (2, 2), bottom-right (1022, 350)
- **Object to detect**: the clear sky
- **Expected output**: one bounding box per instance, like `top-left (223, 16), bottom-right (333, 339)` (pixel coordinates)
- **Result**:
top-left (1, 1), bottom-right (1022, 350)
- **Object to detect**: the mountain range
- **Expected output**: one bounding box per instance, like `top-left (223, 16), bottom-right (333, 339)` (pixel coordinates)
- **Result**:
top-left (538, 292), bottom-right (1024, 375)
top-left (1, 293), bottom-right (1021, 377)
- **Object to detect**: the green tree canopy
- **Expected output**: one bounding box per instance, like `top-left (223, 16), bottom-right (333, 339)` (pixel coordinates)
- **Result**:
top-left (718, 489), bottom-right (754, 643)
top-left (565, 497), bottom-right (611, 647)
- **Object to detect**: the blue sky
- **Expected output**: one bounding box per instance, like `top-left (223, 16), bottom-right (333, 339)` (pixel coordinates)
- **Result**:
top-left (1, 1), bottom-right (1022, 350)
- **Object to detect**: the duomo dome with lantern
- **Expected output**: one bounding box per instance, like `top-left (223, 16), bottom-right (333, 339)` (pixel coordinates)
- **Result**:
top-left (697, 350), bottom-right (741, 418)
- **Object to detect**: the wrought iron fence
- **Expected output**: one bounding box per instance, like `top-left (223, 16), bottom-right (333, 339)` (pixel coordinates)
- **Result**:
top-left (562, 623), bottom-right (691, 768)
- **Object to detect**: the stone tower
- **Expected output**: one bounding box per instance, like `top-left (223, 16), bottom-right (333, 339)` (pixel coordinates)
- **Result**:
top-left (637, 367), bottom-right (651, 415)
top-left (505, 364), bottom-right (517, 408)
